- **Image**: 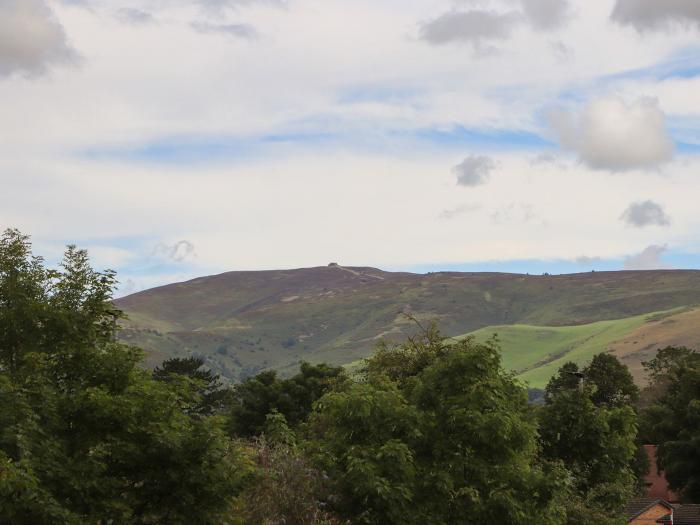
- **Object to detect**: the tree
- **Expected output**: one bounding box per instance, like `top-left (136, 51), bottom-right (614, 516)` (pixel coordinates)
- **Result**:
top-left (228, 362), bottom-right (346, 437)
top-left (311, 326), bottom-right (568, 524)
top-left (310, 379), bottom-right (422, 524)
top-left (540, 369), bottom-right (638, 523)
top-left (408, 345), bottom-right (567, 525)
top-left (642, 346), bottom-right (696, 382)
top-left (239, 412), bottom-right (344, 525)
top-left (583, 353), bottom-right (638, 408)
top-left (544, 362), bottom-right (582, 402)
top-left (539, 388), bottom-right (637, 493)
top-left (153, 356), bottom-right (232, 416)
top-left (0, 229), bottom-right (252, 523)
top-left (640, 347), bottom-right (700, 501)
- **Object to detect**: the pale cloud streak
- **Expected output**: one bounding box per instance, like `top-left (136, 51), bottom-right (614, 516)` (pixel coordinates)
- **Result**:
top-left (612, 0), bottom-right (700, 31)
top-left (115, 8), bottom-right (155, 25)
top-left (191, 21), bottom-right (258, 38)
top-left (420, 9), bottom-right (521, 47)
top-left (521, 0), bottom-right (570, 30)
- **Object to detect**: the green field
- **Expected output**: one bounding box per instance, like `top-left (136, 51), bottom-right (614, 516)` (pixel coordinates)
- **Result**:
top-left (464, 309), bottom-right (685, 388)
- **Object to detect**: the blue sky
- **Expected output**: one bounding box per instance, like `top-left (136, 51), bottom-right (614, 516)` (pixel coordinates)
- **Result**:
top-left (2, 0), bottom-right (700, 295)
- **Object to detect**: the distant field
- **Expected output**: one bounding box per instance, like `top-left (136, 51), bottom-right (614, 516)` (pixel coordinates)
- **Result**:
top-left (464, 307), bottom-right (698, 388)
top-left (608, 307), bottom-right (700, 384)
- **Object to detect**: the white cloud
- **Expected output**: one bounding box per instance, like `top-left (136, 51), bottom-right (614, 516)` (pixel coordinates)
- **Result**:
top-left (453, 155), bottom-right (496, 187)
top-left (521, 0), bottom-right (570, 30)
top-left (621, 200), bottom-right (670, 228)
top-left (548, 96), bottom-right (675, 171)
top-left (191, 21), bottom-right (258, 38)
top-left (530, 152), bottom-right (569, 169)
top-left (153, 241), bottom-right (196, 262)
top-left (623, 244), bottom-right (671, 270)
top-left (1, 1), bottom-right (700, 286)
top-left (420, 9), bottom-right (522, 47)
top-left (0, 0), bottom-right (77, 77)
top-left (439, 203), bottom-right (481, 219)
top-left (197, 0), bottom-right (286, 13)
top-left (115, 8), bottom-right (155, 25)
top-left (490, 202), bottom-right (536, 225)
top-left (611, 0), bottom-right (700, 31)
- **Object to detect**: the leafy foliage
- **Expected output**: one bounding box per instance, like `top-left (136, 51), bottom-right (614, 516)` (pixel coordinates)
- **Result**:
top-left (0, 229), bottom-right (252, 523)
top-left (544, 354), bottom-right (638, 408)
top-left (640, 347), bottom-right (700, 501)
top-left (239, 412), bottom-right (344, 524)
top-left (228, 361), bottom-right (346, 437)
top-left (584, 353), bottom-right (639, 408)
top-left (153, 355), bottom-right (232, 416)
top-left (541, 358), bottom-right (639, 523)
top-left (311, 324), bottom-right (568, 524)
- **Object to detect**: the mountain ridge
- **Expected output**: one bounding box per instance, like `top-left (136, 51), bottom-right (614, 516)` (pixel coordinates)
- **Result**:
top-left (115, 266), bottom-right (700, 383)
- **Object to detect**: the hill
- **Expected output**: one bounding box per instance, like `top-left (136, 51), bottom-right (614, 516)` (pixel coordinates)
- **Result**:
top-left (115, 266), bottom-right (700, 383)
top-left (466, 307), bottom-right (699, 388)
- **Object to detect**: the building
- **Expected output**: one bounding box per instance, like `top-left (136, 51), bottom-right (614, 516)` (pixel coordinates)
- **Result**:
top-left (626, 446), bottom-right (700, 524)
top-left (644, 445), bottom-right (679, 502)
top-left (626, 499), bottom-right (700, 525)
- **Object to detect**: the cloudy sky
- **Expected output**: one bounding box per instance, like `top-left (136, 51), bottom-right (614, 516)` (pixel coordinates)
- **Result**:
top-left (2, 0), bottom-right (700, 295)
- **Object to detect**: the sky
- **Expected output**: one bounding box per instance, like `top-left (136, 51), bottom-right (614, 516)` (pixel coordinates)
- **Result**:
top-left (2, 0), bottom-right (700, 296)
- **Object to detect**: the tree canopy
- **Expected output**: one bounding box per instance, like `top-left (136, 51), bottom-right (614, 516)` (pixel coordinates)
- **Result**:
top-left (0, 229), bottom-right (252, 523)
top-left (310, 326), bottom-right (569, 524)
top-left (640, 346), bottom-right (700, 501)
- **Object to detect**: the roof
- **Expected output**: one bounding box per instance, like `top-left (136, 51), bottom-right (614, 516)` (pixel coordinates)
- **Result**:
top-left (657, 505), bottom-right (700, 525)
top-left (627, 498), bottom-right (674, 521)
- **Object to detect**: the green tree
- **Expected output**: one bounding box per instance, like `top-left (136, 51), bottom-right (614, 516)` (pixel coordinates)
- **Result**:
top-left (228, 362), bottom-right (346, 437)
top-left (640, 347), bottom-right (700, 501)
top-left (310, 380), bottom-right (421, 524)
top-left (153, 355), bottom-right (232, 416)
top-left (642, 346), bottom-right (696, 382)
top-left (0, 229), bottom-right (252, 523)
top-left (409, 345), bottom-right (567, 524)
top-left (583, 353), bottom-right (639, 408)
top-left (539, 378), bottom-right (638, 523)
top-left (544, 362), bottom-right (582, 402)
top-left (311, 326), bottom-right (568, 525)
top-left (239, 412), bottom-right (344, 524)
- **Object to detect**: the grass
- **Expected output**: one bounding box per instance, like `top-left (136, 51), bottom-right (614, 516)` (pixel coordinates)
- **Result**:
top-left (464, 308), bottom-right (687, 388)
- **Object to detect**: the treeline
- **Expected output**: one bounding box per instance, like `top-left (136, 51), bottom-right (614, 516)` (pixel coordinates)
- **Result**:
top-left (1, 228), bottom-right (699, 524)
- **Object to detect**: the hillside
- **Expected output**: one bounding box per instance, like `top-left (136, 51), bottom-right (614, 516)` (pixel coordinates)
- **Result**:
top-left (466, 307), bottom-right (699, 388)
top-left (115, 266), bottom-right (700, 382)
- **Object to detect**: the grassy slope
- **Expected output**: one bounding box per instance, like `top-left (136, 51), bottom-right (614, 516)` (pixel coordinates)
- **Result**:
top-left (115, 267), bottom-right (700, 382)
top-left (466, 311), bottom-right (663, 388)
top-left (607, 307), bottom-right (700, 384)
top-left (465, 307), bottom-right (700, 388)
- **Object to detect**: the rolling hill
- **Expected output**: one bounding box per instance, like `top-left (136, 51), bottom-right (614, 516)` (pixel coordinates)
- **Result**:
top-left (115, 266), bottom-right (700, 384)
top-left (465, 307), bottom-right (700, 388)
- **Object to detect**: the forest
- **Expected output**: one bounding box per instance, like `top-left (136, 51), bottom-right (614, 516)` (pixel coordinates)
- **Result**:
top-left (1, 228), bottom-right (699, 525)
